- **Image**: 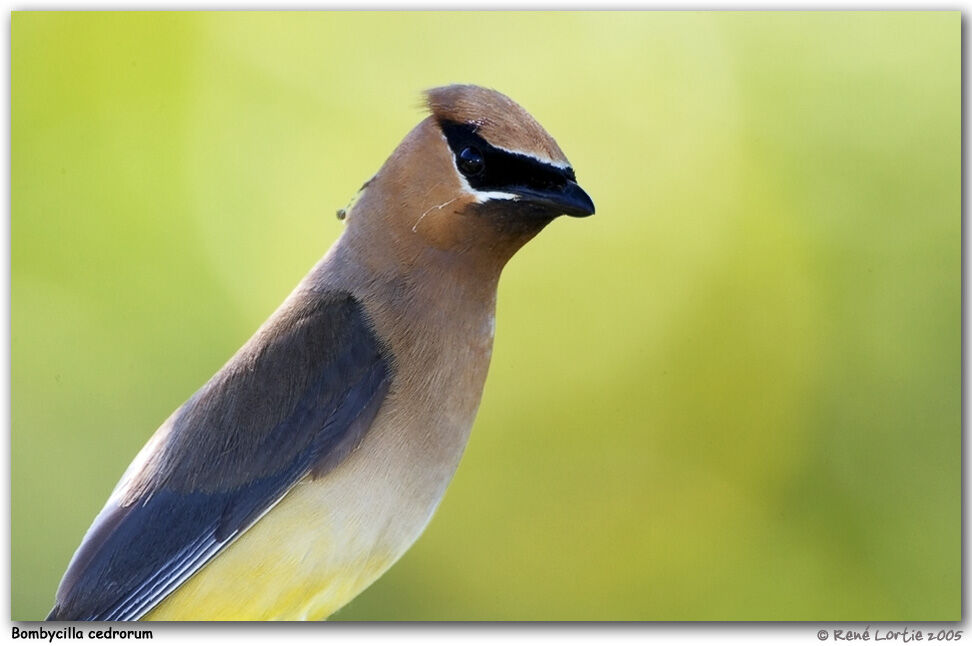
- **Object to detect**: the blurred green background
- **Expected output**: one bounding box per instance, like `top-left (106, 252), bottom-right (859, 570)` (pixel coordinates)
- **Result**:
top-left (12, 12), bottom-right (959, 621)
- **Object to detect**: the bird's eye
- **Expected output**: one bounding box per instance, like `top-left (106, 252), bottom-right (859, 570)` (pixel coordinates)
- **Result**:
top-left (458, 147), bottom-right (485, 176)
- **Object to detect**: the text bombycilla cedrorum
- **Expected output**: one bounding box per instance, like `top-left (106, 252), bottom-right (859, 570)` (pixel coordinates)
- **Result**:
top-left (47, 84), bottom-right (594, 621)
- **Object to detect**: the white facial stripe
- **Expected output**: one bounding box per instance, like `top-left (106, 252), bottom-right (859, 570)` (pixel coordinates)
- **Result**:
top-left (490, 143), bottom-right (571, 170)
top-left (456, 173), bottom-right (519, 203)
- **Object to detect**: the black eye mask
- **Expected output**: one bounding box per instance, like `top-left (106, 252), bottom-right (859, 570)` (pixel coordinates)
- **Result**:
top-left (438, 120), bottom-right (576, 196)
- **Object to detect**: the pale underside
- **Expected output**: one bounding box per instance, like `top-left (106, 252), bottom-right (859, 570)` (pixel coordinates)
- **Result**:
top-left (144, 475), bottom-right (403, 621)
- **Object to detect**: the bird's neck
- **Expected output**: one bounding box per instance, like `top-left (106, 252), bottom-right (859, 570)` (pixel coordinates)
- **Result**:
top-left (307, 229), bottom-right (502, 353)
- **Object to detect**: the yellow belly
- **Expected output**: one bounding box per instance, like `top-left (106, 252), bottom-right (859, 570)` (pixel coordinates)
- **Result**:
top-left (143, 478), bottom-right (399, 621)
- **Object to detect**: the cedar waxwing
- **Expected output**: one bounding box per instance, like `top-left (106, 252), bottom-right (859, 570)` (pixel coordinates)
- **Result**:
top-left (46, 84), bottom-right (594, 621)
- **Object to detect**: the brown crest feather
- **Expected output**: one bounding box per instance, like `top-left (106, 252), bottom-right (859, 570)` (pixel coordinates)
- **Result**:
top-left (424, 84), bottom-right (568, 166)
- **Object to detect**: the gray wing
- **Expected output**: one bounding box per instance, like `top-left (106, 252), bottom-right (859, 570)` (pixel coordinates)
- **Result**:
top-left (46, 290), bottom-right (392, 621)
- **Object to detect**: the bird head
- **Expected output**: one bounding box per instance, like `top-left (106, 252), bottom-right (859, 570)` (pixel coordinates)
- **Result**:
top-left (344, 84), bottom-right (594, 272)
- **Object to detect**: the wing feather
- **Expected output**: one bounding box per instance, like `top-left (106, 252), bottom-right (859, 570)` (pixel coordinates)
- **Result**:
top-left (47, 291), bottom-right (392, 621)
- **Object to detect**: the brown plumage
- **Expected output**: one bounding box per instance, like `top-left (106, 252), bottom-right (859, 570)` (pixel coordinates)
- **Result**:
top-left (47, 84), bottom-right (593, 621)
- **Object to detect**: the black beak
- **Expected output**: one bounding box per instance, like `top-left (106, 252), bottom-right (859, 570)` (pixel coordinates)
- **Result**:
top-left (514, 180), bottom-right (595, 218)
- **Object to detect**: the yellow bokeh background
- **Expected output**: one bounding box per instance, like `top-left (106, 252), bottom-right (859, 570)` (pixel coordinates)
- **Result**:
top-left (12, 11), bottom-right (959, 620)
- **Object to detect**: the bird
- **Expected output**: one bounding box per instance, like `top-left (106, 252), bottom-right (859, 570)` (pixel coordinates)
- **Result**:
top-left (46, 84), bottom-right (594, 621)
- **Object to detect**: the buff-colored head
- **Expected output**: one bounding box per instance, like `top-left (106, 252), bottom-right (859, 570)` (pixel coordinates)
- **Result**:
top-left (343, 84), bottom-right (594, 272)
